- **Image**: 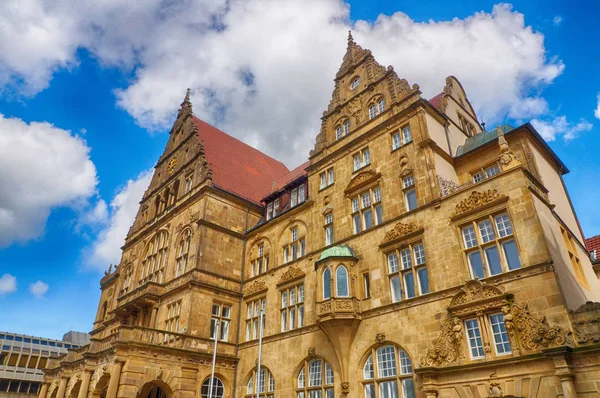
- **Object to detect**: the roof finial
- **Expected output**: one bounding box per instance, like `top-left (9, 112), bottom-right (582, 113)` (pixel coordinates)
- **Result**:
top-left (348, 30), bottom-right (355, 46)
top-left (184, 88), bottom-right (191, 102)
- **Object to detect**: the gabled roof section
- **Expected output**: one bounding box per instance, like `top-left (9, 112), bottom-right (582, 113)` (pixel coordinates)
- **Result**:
top-left (262, 161), bottom-right (309, 202)
top-left (429, 92), bottom-right (444, 110)
top-left (193, 117), bottom-right (290, 205)
top-left (335, 31), bottom-right (373, 80)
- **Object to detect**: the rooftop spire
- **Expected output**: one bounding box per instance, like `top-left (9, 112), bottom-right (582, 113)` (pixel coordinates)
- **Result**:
top-left (179, 88), bottom-right (193, 117)
top-left (347, 30), bottom-right (355, 47)
top-left (184, 87), bottom-right (191, 102)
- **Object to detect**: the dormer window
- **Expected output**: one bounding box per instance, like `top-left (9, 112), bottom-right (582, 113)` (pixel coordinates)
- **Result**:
top-left (266, 198), bottom-right (280, 221)
top-left (290, 184), bottom-right (307, 208)
top-left (350, 77), bottom-right (361, 90)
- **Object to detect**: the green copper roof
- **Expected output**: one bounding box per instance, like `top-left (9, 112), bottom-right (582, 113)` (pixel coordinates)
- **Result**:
top-left (456, 124), bottom-right (514, 157)
top-left (318, 245), bottom-right (357, 262)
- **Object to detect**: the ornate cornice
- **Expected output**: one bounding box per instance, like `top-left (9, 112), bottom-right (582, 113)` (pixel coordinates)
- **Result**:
top-left (379, 221), bottom-right (422, 247)
top-left (450, 189), bottom-right (508, 220)
top-left (344, 170), bottom-right (381, 195)
top-left (243, 280), bottom-right (267, 298)
top-left (276, 266), bottom-right (305, 286)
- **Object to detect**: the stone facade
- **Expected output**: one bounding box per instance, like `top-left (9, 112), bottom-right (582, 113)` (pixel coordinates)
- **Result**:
top-left (42, 33), bottom-right (600, 398)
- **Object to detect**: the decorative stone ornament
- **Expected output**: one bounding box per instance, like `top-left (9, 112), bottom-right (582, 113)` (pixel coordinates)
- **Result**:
top-left (375, 333), bottom-right (386, 344)
top-left (308, 347), bottom-right (316, 359)
top-left (277, 266), bottom-right (305, 286)
top-left (452, 189), bottom-right (507, 218)
top-left (420, 317), bottom-right (463, 367)
top-left (380, 221), bottom-right (421, 246)
top-left (243, 280), bottom-right (267, 297)
top-left (488, 382), bottom-right (504, 397)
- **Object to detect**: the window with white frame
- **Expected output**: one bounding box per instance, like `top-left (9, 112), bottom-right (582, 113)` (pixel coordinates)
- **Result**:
top-left (472, 163), bottom-right (501, 183)
top-left (387, 242), bottom-right (429, 302)
top-left (402, 175), bottom-right (417, 211)
top-left (266, 198), bottom-right (280, 221)
top-left (362, 273), bottom-right (371, 299)
top-left (246, 298), bottom-right (266, 341)
top-left (201, 377), bottom-right (224, 398)
top-left (461, 212), bottom-right (521, 279)
top-left (350, 76), bottom-right (361, 90)
top-left (363, 345), bottom-right (415, 398)
top-left (351, 186), bottom-right (383, 234)
top-left (323, 267), bottom-right (332, 300)
top-left (369, 98), bottom-right (386, 120)
top-left (353, 147), bottom-right (371, 172)
top-left (251, 244), bottom-right (270, 277)
top-left (320, 167), bottom-right (335, 190)
top-left (391, 125), bottom-right (412, 150)
top-left (185, 174), bottom-right (193, 193)
top-left (210, 303), bottom-right (231, 342)
top-left (296, 358), bottom-right (334, 398)
top-left (120, 266), bottom-right (133, 296)
top-left (290, 183), bottom-right (307, 208)
top-left (176, 229), bottom-right (191, 277)
top-left (324, 213), bottom-right (334, 246)
top-left (164, 301), bottom-right (181, 333)
top-left (246, 368), bottom-right (275, 398)
top-left (141, 230), bottom-right (169, 284)
top-left (465, 319), bottom-right (485, 359)
top-left (321, 265), bottom-right (350, 300)
top-left (284, 227), bottom-right (306, 263)
top-left (336, 120), bottom-right (351, 140)
top-left (489, 313), bottom-right (511, 355)
top-left (281, 284), bottom-right (305, 332)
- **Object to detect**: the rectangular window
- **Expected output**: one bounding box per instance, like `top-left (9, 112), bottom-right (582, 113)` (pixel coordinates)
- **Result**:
top-left (320, 168), bottom-right (334, 189)
top-left (298, 184), bottom-right (306, 202)
top-left (392, 132), bottom-right (401, 150)
top-left (403, 175), bottom-right (417, 211)
top-left (363, 273), bottom-right (371, 299)
top-left (246, 298), bottom-right (266, 341)
top-left (351, 186), bottom-right (383, 234)
top-left (185, 176), bottom-right (193, 192)
top-left (291, 188), bottom-right (298, 207)
top-left (210, 303), bottom-right (231, 341)
top-left (281, 285), bottom-right (304, 332)
top-left (485, 164), bottom-right (500, 178)
top-left (472, 172), bottom-right (483, 183)
top-left (489, 313), bottom-right (511, 354)
top-left (353, 148), bottom-right (371, 171)
top-left (164, 301), bottom-right (182, 333)
top-left (266, 202), bottom-right (273, 221)
top-left (320, 173), bottom-right (326, 189)
top-left (462, 213), bottom-right (521, 279)
top-left (471, 163), bottom-right (501, 183)
top-left (402, 125), bottom-right (412, 144)
top-left (387, 241), bottom-right (429, 301)
top-left (465, 319), bottom-right (485, 359)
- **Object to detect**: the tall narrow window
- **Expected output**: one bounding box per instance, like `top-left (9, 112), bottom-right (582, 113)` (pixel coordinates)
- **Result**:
top-left (281, 284), bottom-right (305, 332)
top-left (353, 148), bottom-right (371, 172)
top-left (323, 268), bottom-right (332, 300)
top-left (298, 184), bottom-right (306, 203)
top-left (363, 273), bottom-right (371, 299)
top-left (369, 104), bottom-right (377, 119)
top-left (336, 266), bottom-right (349, 297)
top-left (403, 175), bottom-right (417, 211)
top-left (489, 313), bottom-right (511, 355)
top-left (465, 319), bottom-right (485, 359)
top-left (120, 267), bottom-right (133, 296)
top-left (320, 167), bottom-right (334, 190)
top-left (266, 202), bottom-right (274, 221)
top-left (245, 298), bottom-right (266, 341)
top-left (296, 358), bottom-right (334, 398)
top-left (141, 230), bottom-right (169, 284)
top-left (284, 227), bottom-right (305, 263)
top-left (210, 303), bottom-right (231, 342)
top-left (185, 174), bottom-right (193, 193)
top-left (378, 98), bottom-right (385, 113)
top-left (165, 301), bottom-right (181, 333)
top-left (344, 120), bottom-right (350, 136)
top-left (461, 212), bottom-right (521, 279)
top-left (252, 243), bottom-right (269, 277)
top-left (560, 226), bottom-right (589, 288)
top-left (363, 345), bottom-right (414, 398)
top-left (324, 213), bottom-right (334, 246)
top-left (176, 229), bottom-right (191, 277)
top-left (351, 186), bottom-right (383, 234)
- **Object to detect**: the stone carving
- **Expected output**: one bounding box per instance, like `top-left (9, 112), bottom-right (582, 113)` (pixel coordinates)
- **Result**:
top-left (453, 190), bottom-right (506, 216)
top-left (449, 280), bottom-right (504, 308)
top-left (420, 317), bottom-right (463, 366)
top-left (156, 367), bottom-right (163, 380)
top-left (398, 156), bottom-right (409, 176)
top-left (278, 266), bottom-right (305, 285)
top-left (348, 96), bottom-right (363, 124)
top-left (243, 280), bottom-right (267, 297)
top-left (344, 170), bottom-right (380, 194)
top-left (375, 333), bottom-right (386, 344)
top-left (341, 381), bottom-right (350, 394)
top-left (308, 347), bottom-right (316, 359)
top-left (507, 303), bottom-right (570, 351)
top-left (380, 222), bottom-right (419, 245)
top-left (437, 175), bottom-right (459, 197)
top-left (497, 126), bottom-right (519, 169)
top-left (570, 301), bottom-right (600, 344)
top-left (488, 382), bottom-right (503, 397)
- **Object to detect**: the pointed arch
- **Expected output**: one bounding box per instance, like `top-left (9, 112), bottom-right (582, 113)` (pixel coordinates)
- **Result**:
top-left (335, 265), bottom-right (349, 297)
top-left (175, 228), bottom-right (192, 277)
top-left (140, 229), bottom-right (169, 284)
top-left (322, 268), bottom-right (332, 300)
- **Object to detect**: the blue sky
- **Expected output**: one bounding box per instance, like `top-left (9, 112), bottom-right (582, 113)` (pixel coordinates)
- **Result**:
top-left (0, 0), bottom-right (598, 339)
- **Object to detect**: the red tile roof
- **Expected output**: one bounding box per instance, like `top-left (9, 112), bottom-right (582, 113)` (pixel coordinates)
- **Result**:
top-left (194, 117), bottom-right (290, 205)
top-left (262, 161), bottom-right (310, 200)
top-left (429, 92), bottom-right (444, 110)
top-left (585, 235), bottom-right (600, 257)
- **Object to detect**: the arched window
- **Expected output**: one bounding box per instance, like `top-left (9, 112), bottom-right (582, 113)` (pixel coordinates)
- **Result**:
top-left (99, 302), bottom-right (107, 321)
top-left (297, 358), bottom-right (334, 398)
top-left (323, 268), bottom-right (332, 300)
top-left (336, 266), bottom-right (349, 297)
top-left (351, 77), bottom-right (361, 90)
top-left (120, 266), bottom-right (133, 296)
top-left (378, 98), bottom-right (385, 113)
top-left (344, 120), bottom-right (350, 136)
top-left (369, 104), bottom-right (377, 119)
top-left (246, 368), bottom-right (275, 398)
top-left (141, 230), bottom-right (169, 284)
top-left (336, 125), bottom-right (343, 140)
top-left (363, 345), bottom-right (414, 398)
top-left (176, 229), bottom-right (191, 277)
top-left (201, 377), bottom-right (224, 398)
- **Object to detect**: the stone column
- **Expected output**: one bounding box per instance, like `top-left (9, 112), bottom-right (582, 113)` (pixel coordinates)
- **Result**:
top-left (149, 306), bottom-right (159, 328)
top-left (559, 375), bottom-right (577, 398)
top-left (106, 360), bottom-right (124, 398)
top-left (38, 383), bottom-right (49, 398)
top-left (77, 371), bottom-right (93, 398)
top-left (56, 378), bottom-right (68, 398)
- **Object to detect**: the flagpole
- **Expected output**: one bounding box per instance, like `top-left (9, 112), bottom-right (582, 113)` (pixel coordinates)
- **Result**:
top-left (208, 319), bottom-right (219, 398)
top-left (255, 309), bottom-right (264, 398)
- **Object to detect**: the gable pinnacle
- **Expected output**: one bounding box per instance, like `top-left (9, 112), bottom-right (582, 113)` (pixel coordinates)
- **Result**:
top-left (184, 88), bottom-right (191, 102)
top-left (347, 30), bottom-right (355, 47)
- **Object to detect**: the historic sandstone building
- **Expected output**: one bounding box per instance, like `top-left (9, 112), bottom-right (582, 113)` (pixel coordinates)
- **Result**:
top-left (42, 34), bottom-right (600, 398)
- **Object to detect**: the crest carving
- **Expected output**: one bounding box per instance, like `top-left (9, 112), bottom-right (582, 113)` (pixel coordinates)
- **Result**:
top-left (420, 317), bottom-right (463, 367)
top-left (344, 170), bottom-right (381, 195)
top-left (278, 266), bottom-right (305, 285)
top-left (243, 280), bottom-right (267, 297)
top-left (348, 96), bottom-right (363, 124)
top-left (449, 280), bottom-right (504, 307)
top-left (452, 190), bottom-right (507, 217)
top-left (375, 333), bottom-right (386, 344)
top-left (437, 175), bottom-right (459, 197)
top-left (380, 222), bottom-right (420, 246)
top-left (505, 303), bottom-right (571, 351)
top-left (308, 347), bottom-right (316, 359)
top-left (341, 382), bottom-right (350, 394)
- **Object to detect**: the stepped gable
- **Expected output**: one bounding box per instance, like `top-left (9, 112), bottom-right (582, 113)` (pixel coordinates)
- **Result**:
top-left (263, 161), bottom-right (310, 200)
top-left (193, 117), bottom-right (290, 205)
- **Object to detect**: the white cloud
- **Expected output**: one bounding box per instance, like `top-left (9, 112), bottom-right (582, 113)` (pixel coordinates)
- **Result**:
top-left (531, 116), bottom-right (593, 142)
top-left (86, 170), bottom-right (152, 270)
top-left (0, 274), bottom-right (17, 296)
top-left (0, 114), bottom-right (98, 247)
top-left (29, 280), bottom-right (49, 298)
top-left (595, 92), bottom-right (600, 120)
top-left (553, 16), bottom-right (563, 26)
top-left (0, 1), bottom-right (566, 166)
